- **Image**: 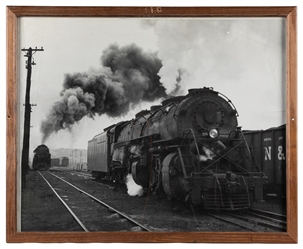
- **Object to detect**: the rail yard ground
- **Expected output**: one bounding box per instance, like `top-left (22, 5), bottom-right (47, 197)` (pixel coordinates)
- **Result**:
top-left (21, 169), bottom-right (286, 232)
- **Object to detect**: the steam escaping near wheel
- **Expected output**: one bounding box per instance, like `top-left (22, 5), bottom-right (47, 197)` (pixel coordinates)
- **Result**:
top-left (125, 174), bottom-right (144, 197)
top-left (199, 146), bottom-right (217, 162)
top-left (191, 140), bottom-right (227, 162)
top-left (129, 145), bottom-right (143, 157)
top-left (41, 44), bottom-right (184, 143)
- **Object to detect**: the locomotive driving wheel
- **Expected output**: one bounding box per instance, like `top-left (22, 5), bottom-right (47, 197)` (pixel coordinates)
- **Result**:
top-left (161, 153), bottom-right (190, 201)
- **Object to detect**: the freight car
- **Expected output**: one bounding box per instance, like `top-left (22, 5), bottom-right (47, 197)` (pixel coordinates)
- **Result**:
top-left (51, 158), bottom-right (60, 166)
top-left (51, 157), bottom-right (69, 167)
top-left (244, 125), bottom-right (286, 198)
top-left (61, 157), bottom-right (69, 167)
top-left (88, 87), bottom-right (267, 210)
top-left (32, 144), bottom-right (51, 170)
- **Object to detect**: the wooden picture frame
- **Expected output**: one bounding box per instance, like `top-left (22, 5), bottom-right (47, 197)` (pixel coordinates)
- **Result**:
top-left (6, 6), bottom-right (297, 243)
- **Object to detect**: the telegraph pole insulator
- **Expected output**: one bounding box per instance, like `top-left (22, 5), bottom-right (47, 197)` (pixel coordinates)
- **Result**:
top-left (21, 47), bottom-right (44, 190)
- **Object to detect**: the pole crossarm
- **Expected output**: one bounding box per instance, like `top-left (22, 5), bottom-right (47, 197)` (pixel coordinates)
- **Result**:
top-left (21, 47), bottom-right (44, 51)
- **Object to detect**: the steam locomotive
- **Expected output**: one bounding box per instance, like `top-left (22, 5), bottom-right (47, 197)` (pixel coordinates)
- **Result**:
top-left (88, 87), bottom-right (266, 210)
top-left (32, 144), bottom-right (51, 170)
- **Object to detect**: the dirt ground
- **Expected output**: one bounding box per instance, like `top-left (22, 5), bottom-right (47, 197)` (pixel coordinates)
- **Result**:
top-left (21, 169), bottom-right (286, 232)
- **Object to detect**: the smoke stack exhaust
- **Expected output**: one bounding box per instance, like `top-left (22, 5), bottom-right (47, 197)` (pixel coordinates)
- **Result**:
top-left (40, 43), bottom-right (176, 142)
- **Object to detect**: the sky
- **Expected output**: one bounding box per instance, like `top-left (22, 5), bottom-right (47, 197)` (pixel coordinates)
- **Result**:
top-left (18, 17), bottom-right (286, 153)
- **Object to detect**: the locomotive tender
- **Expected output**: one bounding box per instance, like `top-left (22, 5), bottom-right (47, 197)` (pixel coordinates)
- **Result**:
top-left (32, 144), bottom-right (51, 170)
top-left (88, 87), bottom-right (266, 210)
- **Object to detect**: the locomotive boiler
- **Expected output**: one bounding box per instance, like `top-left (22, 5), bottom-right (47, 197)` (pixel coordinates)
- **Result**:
top-left (32, 144), bottom-right (51, 170)
top-left (88, 87), bottom-right (266, 210)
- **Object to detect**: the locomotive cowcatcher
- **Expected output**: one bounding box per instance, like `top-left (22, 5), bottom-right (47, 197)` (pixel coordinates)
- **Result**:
top-left (88, 87), bottom-right (267, 210)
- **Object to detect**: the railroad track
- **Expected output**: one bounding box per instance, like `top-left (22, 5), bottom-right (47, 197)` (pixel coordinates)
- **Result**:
top-left (68, 171), bottom-right (93, 178)
top-left (246, 208), bottom-right (287, 229)
top-left (50, 168), bottom-right (117, 190)
top-left (38, 171), bottom-right (152, 232)
top-left (205, 209), bottom-right (286, 232)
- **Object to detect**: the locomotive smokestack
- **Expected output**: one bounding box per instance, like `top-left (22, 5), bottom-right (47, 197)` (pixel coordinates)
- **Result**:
top-left (41, 44), bottom-right (183, 142)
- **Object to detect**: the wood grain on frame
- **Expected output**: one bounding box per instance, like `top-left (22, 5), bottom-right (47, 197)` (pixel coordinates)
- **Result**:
top-left (6, 6), bottom-right (297, 243)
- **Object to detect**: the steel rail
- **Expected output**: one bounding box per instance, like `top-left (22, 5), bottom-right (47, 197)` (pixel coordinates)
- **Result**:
top-left (249, 208), bottom-right (287, 221)
top-left (37, 171), bottom-right (89, 232)
top-left (226, 212), bottom-right (286, 231)
top-left (205, 212), bottom-right (254, 231)
top-left (47, 171), bottom-right (152, 232)
top-left (245, 209), bottom-right (287, 227)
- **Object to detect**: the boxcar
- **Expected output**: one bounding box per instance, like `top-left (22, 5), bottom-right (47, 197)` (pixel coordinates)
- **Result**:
top-left (61, 157), bottom-right (69, 167)
top-left (51, 158), bottom-right (60, 166)
top-left (51, 157), bottom-right (69, 167)
top-left (244, 125), bottom-right (286, 197)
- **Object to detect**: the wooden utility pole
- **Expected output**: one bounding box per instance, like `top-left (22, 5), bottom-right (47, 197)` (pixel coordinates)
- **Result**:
top-left (21, 47), bottom-right (44, 189)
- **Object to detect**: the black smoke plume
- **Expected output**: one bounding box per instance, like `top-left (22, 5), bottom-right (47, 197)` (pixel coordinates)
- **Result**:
top-left (41, 44), bottom-right (171, 142)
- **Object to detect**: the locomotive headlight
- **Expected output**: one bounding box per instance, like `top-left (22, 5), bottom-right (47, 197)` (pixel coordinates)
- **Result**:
top-left (209, 129), bottom-right (219, 138)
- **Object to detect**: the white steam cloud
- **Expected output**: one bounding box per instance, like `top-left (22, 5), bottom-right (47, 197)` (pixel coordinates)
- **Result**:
top-left (125, 174), bottom-right (144, 197)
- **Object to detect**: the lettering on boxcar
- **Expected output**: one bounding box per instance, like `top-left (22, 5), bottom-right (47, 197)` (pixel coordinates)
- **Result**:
top-left (265, 146), bottom-right (271, 160)
top-left (278, 145), bottom-right (286, 160)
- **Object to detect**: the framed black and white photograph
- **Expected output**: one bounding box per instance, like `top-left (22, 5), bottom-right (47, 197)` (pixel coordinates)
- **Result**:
top-left (6, 6), bottom-right (297, 243)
